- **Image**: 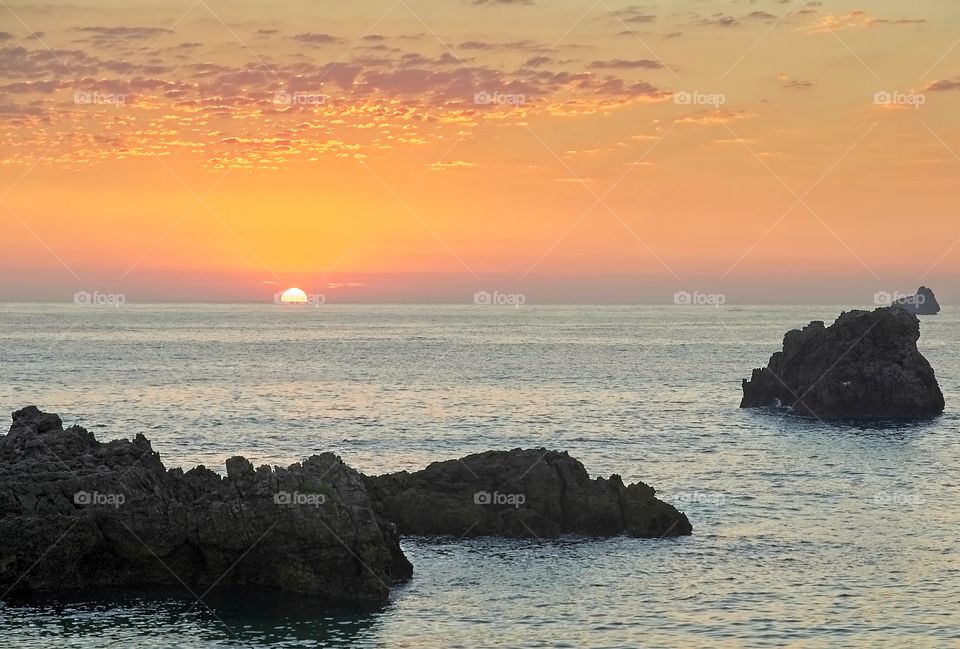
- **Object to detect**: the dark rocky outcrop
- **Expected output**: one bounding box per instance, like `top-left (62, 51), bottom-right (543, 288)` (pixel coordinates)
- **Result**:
top-left (894, 286), bottom-right (941, 315)
top-left (364, 449), bottom-right (691, 539)
top-left (741, 307), bottom-right (944, 419)
top-left (0, 406), bottom-right (411, 602)
top-left (1, 408), bottom-right (693, 602)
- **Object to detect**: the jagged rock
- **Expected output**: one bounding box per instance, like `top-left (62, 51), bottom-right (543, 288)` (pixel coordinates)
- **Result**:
top-left (364, 449), bottom-right (691, 539)
top-left (894, 286), bottom-right (941, 315)
top-left (0, 406), bottom-right (412, 602)
top-left (1, 409), bottom-right (694, 603)
top-left (741, 307), bottom-right (944, 419)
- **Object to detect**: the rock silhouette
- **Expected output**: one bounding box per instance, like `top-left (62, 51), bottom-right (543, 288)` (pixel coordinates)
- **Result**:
top-left (0, 406), bottom-right (411, 602)
top-left (365, 449), bottom-right (692, 538)
top-left (893, 286), bottom-right (941, 315)
top-left (1, 408), bottom-right (691, 602)
top-left (741, 307), bottom-right (944, 419)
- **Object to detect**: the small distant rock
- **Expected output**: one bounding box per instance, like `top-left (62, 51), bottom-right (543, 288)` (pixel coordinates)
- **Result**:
top-left (893, 286), bottom-right (941, 315)
top-left (741, 306), bottom-right (944, 419)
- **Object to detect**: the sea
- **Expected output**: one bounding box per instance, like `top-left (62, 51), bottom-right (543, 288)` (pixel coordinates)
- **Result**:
top-left (0, 303), bottom-right (957, 648)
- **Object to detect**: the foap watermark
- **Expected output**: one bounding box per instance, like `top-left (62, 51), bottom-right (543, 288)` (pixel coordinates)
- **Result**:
top-left (673, 291), bottom-right (726, 308)
top-left (73, 291), bottom-right (125, 307)
top-left (474, 490), bottom-right (526, 508)
top-left (673, 90), bottom-right (726, 108)
top-left (473, 291), bottom-right (526, 307)
top-left (74, 91), bottom-right (126, 107)
top-left (274, 90), bottom-right (326, 106)
top-left (273, 291), bottom-right (325, 307)
top-left (874, 492), bottom-right (925, 506)
top-left (474, 90), bottom-right (526, 107)
top-left (671, 491), bottom-right (726, 506)
top-left (74, 490), bottom-right (125, 508)
top-left (873, 91), bottom-right (925, 109)
top-left (874, 290), bottom-right (925, 307)
top-left (274, 491), bottom-right (327, 507)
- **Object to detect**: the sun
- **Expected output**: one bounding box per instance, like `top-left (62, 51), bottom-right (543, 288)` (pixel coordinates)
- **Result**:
top-left (278, 287), bottom-right (308, 304)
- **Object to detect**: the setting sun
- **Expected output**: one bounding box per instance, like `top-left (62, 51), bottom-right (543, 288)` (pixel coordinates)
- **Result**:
top-left (278, 288), bottom-right (308, 304)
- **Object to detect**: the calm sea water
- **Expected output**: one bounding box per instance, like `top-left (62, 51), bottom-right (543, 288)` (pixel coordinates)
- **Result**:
top-left (1, 304), bottom-right (958, 648)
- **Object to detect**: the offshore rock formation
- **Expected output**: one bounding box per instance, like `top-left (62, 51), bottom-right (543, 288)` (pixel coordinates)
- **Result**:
top-left (0, 406), bottom-right (411, 602)
top-left (893, 286), bottom-right (941, 315)
top-left (0, 408), bottom-right (693, 602)
top-left (365, 449), bottom-right (692, 538)
top-left (741, 307), bottom-right (944, 419)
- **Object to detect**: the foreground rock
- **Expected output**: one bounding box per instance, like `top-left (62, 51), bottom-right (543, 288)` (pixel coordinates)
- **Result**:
top-left (893, 286), bottom-right (941, 315)
top-left (365, 449), bottom-right (692, 538)
top-left (741, 307), bottom-right (944, 419)
top-left (0, 406), bottom-right (411, 602)
top-left (1, 408), bottom-right (693, 601)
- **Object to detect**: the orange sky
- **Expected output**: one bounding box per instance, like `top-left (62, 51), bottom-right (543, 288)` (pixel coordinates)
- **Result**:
top-left (1, 0), bottom-right (959, 303)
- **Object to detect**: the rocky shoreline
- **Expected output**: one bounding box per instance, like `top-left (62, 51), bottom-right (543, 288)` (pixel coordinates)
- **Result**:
top-left (0, 406), bottom-right (690, 604)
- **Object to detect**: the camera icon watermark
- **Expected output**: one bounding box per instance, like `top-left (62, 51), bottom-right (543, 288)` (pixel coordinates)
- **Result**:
top-left (474, 490), bottom-right (526, 509)
top-left (673, 291), bottom-right (726, 308)
top-left (474, 90), bottom-right (526, 107)
top-left (74, 91), bottom-right (126, 107)
top-left (273, 491), bottom-right (327, 507)
top-left (73, 291), bottom-right (126, 307)
top-left (873, 290), bottom-right (894, 306)
top-left (74, 490), bottom-right (125, 508)
top-left (473, 290), bottom-right (526, 307)
top-left (873, 91), bottom-right (925, 109)
top-left (673, 90), bottom-right (726, 108)
top-left (874, 492), bottom-right (925, 506)
top-left (273, 90), bottom-right (326, 106)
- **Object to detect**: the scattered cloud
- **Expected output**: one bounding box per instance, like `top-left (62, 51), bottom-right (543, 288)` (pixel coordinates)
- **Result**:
top-left (293, 32), bottom-right (345, 45)
top-left (802, 11), bottom-right (926, 33)
top-left (745, 11), bottom-right (778, 23)
top-left (398, 52), bottom-right (464, 67)
top-left (676, 110), bottom-right (756, 125)
top-left (697, 14), bottom-right (740, 29)
top-left (522, 55), bottom-right (553, 68)
top-left (713, 137), bottom-right (755, 145)
top-left (777, 73), bottom-right (813, 90)
top-left (459, 39), bottom-right (550, 52)
top-left (73, 25), bottom-right (173, 47)
top-left (925, 78), bottom-right (960, 92)
top-left (610, 7), bottom-right (657, 24)
top-left (588, 59), bottom-right (664, 70)
top-left (426, 160), bottom-right (477, 170)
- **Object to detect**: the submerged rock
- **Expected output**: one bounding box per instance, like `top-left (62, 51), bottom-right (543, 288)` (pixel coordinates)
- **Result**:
top-left (364, 449), bottom-right (692, 539)
top-left (893, 286), bottom-right (941, 315)
top-left (0, 406), bottom-right (411, 602)
top-left (741, 307), bottom-right (944, 419)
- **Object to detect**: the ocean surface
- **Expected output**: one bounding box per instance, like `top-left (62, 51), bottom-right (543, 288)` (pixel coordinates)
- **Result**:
top-left (0, 303), bottom-right (958, 648)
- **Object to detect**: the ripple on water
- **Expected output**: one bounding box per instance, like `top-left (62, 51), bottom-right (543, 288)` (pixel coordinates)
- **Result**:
top-left (0, 304), bottom-right (958, 647)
